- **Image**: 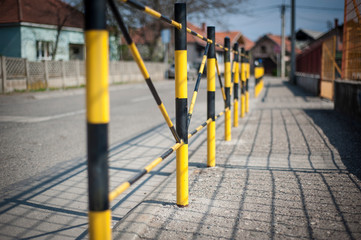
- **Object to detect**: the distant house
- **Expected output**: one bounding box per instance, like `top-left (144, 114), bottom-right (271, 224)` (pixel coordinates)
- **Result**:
top-left (187, 23), bottom-right (254, 68)
top-left (250, 34), bottom-right (300, 75)
top-left (296, 29), bottom-right (324, 50)
top-left (0, 0), bottom-right (86, 61)
top-left (126, 22), bottom-right (254, 71)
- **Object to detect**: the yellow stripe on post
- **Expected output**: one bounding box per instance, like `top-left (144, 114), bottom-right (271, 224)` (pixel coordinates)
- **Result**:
top-left (207, 58), bottom-right (216, 91)
top-left (86, 30), bottom-right (109, 124)
top-left (241, 94), bottom-right (245, 118)
top-left (88, 210), bottom-right (111, 240)
top-left (175, 50), bottom-right (187, 98)
top-left (176, 144), bottom-right (188, 206)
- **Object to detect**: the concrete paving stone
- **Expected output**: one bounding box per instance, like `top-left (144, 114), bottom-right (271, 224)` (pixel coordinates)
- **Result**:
top-left (112, 77), bottom-right (361, 239)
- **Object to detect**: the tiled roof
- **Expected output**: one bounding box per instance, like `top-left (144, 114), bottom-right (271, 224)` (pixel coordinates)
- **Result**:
top-left (266, 34), bottom-right (301, 54)
top-left (0, 0), bottom-right (84, 28)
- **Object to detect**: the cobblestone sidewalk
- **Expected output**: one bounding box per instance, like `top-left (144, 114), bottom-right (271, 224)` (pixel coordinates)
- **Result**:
top-left (114, 77), bottom-right (361, 240)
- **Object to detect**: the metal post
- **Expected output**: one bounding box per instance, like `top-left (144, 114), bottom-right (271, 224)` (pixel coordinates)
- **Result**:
top-left (175, 2), bottom-right (188, 207)
top-left (85, 0), bottom-right (111, 238)
top-left (245, 51), bottom-right (250, 113)
top-left (290, 0), bottom-right (296, 84)
top-left (207, 26), bottom-right (216, 167)
top-left (224, 37), bottom-right (231, 141)
top-left (281, 4), bottom-right (286, 78)
top-left (233, 43), bottom-right (239, 127)
top-left (240, 48), bottom-right (246, 118)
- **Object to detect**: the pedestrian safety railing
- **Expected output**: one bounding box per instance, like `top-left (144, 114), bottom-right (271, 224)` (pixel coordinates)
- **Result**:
top-left (84, 0), bottom-right (260, 239)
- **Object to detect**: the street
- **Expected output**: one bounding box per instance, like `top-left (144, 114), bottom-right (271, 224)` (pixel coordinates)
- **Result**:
top-left (0, 78), bottom-right (225, 239)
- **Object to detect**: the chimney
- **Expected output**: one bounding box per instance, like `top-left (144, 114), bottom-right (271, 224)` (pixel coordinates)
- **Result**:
top-left (201, 23), bottom-right (206, 32)
top-left (334, 18), bottom-right (338, 28)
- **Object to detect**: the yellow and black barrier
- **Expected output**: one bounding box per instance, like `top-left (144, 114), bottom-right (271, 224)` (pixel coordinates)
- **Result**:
top-left (85, 0), bottom-right (111, 239)
top-left (174, 3), bottom-right (188, 207)
top-left (84, 2), bottom-right (260, 238)
top-left (232, 43), bottom-right (240, 127)
top-left (188, 43), bottom-right (210, 125)
top-left (224, 37), bottom-right (231, 141)
top-left (207, 26), bottom-right (216, 167)
top-left (254, 60), bottom-right (264, 98)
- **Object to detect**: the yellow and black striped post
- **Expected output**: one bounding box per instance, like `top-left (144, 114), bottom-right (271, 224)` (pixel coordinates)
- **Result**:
top-left (85, 0), bottom-right (111, 239)
top-left (232, 43), bottom-right (239, 127)
top-left (245, 50), bottom-right (250, 113)
top-left (207, 26), bottom-right (216, 167)
top-left (175, 3), bottom-right (188, 207)
top-left (224, 37), bottom-right (231, 141)
top-left (240, 48), bottom-right (246, 118)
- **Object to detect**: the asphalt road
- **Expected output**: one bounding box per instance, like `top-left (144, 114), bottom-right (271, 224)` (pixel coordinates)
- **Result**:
top-left (0, 79), bottom-right (224, 191)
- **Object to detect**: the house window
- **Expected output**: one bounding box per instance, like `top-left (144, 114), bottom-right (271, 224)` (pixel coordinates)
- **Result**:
top-left (261, 45), bottom-right (266, 53)
top-left (69, 44), bottom-right (84, 60)
top-left (37, 41), bottom-right (53, 60)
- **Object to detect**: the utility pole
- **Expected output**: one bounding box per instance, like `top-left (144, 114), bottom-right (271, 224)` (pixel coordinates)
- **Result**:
top-left (281, 4), bottom-right (286, 78)
top-left (290, 0), bottom-right (296, 83)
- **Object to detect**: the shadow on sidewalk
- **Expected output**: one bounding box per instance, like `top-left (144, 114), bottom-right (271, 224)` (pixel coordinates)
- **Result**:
top-left (304, 109), bottom-right (361, 180)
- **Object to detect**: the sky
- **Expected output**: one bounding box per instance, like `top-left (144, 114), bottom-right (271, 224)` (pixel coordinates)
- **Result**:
top-left (189, 0), bottom-right (344, 42)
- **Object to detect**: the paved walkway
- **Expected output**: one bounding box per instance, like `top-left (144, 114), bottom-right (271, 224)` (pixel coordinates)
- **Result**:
top-left (113, 77), bottom-right (361, 239)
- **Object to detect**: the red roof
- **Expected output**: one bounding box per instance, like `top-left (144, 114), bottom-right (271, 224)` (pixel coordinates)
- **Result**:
top-left (242, 35), bottom-right (255, 51)
top-left (266, 34), bottom-right (301, 54)
top-left (187, 23), bottom-right (254, 51)
top-left (0, 0), bottom-right (84, 28)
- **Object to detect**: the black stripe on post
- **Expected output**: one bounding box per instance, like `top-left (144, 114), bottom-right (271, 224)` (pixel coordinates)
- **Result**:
top-left (234, 83), bottom-right (239, 99)
top-left (208, 91), bottom-right (215, 121)
top-left (85, 0), bottom-right (106, 30)
top-left (175, 3), bottom-right (186, 51)
top-left (207, 27), bottom-right (215, 59)
top-left (87, 123), bottom-right (109, 211)
top-left (176, 99), bottom-right (188, 144)
top-left (233, 43), bottom-right (239, 101)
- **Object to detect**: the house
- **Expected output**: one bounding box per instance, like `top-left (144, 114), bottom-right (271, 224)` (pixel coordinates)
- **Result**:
top-left (124, 22), bottom-right (254, 71)
top-left (0, 0), bottom-right (84, 61)
top-left (250, 34), bottom-right (300, 75)
top-left (187, 23), bottom-right (254, 68)
top-left (296, 29), bottom-right (324, 50)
